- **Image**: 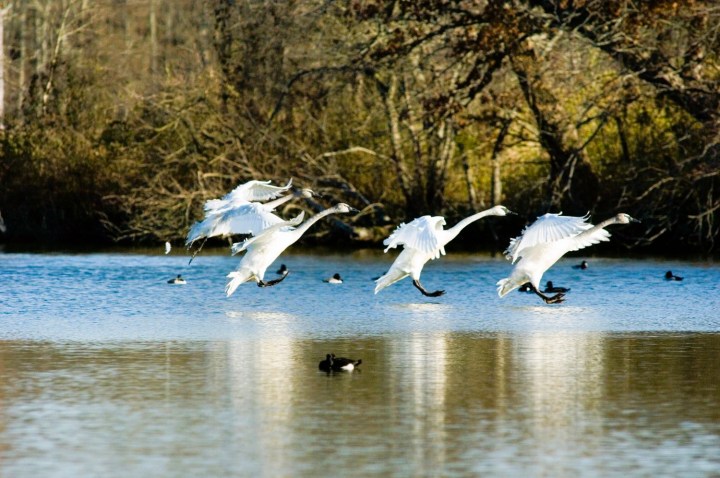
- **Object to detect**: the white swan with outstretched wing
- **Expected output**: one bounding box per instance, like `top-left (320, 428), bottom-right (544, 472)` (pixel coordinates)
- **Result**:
top-left (225, 204), bottom-right (357, 296)
top-left (383, 216), bottom-right (447, 258)
top-left (203, 179), bottom-right (293, 214)
top-left (186, 180), bottom-right (314, 248)
top-left (375, 206), bottom-right (513, 297)
top-left (497, 212), bottom-right (639, 303)
top-left (504, 213), bottom-right (593, 263)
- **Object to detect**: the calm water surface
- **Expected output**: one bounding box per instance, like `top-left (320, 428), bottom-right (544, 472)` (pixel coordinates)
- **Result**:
top-left (1, 250), bottom-right (719, 477)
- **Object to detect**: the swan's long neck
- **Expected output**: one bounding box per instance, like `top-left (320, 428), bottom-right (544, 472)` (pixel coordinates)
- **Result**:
top-left (263, 193), bottom-right (294, 210)
top-left (293, 207), bottom-right (341, 238)
top-left (442, 209), bottom-right (498, 245)
top-left (575, 216), bottom-right (620, 239)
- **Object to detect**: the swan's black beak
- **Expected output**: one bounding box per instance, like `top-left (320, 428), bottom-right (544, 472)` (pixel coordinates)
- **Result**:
top-left (506, 210), bottom-right (518, 215)
top-left (630, 217), bottom-right (641, 223)
top-left (349, 207), bottom-right (360, 214)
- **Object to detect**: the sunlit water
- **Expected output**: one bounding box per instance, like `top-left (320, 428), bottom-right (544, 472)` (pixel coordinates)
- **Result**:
top-left (1, 250), bottom-right (719, 477)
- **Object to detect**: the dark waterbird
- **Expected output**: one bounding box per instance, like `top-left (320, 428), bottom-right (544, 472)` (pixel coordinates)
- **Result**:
top-left (573, 260), bottom-right (589, 270)
top-left (168, 274), bottom-right (186, 285)
top-left (518, 283), bottom-right (533, 293)
top-left (319, 353), bottom-right (362, 372)
top-left (323, 273), bottom-right (343, 284)
top-left (665, 270), bottom-right (683, 281)
top-left (544, 281), bottom-right (570, 293)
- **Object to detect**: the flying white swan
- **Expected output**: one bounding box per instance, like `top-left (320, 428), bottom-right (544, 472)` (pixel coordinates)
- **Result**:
top-left (205, 178), bottom-right (294, 215)
top-left (186, 179), bottom-right (314, 247)
top-left (225, 203), bottom-right (357, 296)
top-left (496, 212), bottom-right (639, 303)
top-left (374, 205), bottom-right (513, 297)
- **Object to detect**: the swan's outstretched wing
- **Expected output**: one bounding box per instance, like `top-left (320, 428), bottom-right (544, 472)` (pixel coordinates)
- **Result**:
top-left (230, 211), bottom-right (305, 255)
top-left (204, 179), bottom-right (293, 213)
top-left (383, 216), bottom-right (446, 255)
top-left (505, 213), bottom-right (592, 263)
top-left (566, 227), bottom-right (611, 252)
top-left (186, 202), bottom-right (286, 246)
top-left (223, 203), bottom-right (286, 235)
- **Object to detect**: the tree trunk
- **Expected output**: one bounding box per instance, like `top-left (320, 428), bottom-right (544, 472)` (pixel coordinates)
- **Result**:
top-left (511, 48), bottom-right (599, 214)
top-left (530, 0), bottom-right (720, 163)
top-left (16, 1), bottom-right (25, 120)
top-left (213, 0), bottom-right (234, 112)
top-left (380, 72), bottom-right (413, 210)
top-left (491, 119), bottom-right (511, 206)
top-left (0, 5), bottom-right (9, 129)
top-left (459, 143), bottom-right (480, 210)
top-left (149, 0), bottom-right (157, 75)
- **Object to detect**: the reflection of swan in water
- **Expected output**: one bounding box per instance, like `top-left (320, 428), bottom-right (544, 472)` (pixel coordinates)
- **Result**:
top-left (215, 331), bottom-right (298, 472)
top-left (225, 310), bottom-right (296, 323)
top-left (387, 331), bottom-right (449, 471)
top-left (389, 302), bottom-right (453, 314)
top-left (516, 305), bottom-right (588, 318)
top-left (517, 331), bottom-right (604, 446)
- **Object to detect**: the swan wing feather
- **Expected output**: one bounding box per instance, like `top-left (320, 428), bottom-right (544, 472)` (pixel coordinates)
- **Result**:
top-left (186, 203), bottom-right (285, 245)
top-left (224, 179), bottom-right (293, 203)
top-left (204, 179), bottom-right (293, 214)
top-left (565, 228), bottom-right (611, 252)
top-left (230, 211), bottom-right (304, 255)
top-left (223, 203), bottom-right (286, 236)
top-left (383, 216), bottom-right (445, 254)
top-left (505, 213), bottom-right (592, 262)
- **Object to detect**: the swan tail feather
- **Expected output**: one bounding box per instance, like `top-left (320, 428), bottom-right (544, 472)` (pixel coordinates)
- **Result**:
top-left (374, 268), bottom-right (408, 294)
top-left (496, 278), bottom-right (517, 298)
top-left (225, 269), bottom-right (253, 297)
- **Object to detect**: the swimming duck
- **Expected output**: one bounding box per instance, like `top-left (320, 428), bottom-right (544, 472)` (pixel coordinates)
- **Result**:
top-left (544, 280), bottom-right (570, 293)
top-left (168, 274), bottom-right (186, 285)
top-left (665, 270), bottom-right (683, 281)
top-left (518, 283), bottom-right (533, 293)
top-left (276, 264), bottom-right (288, 275)
top-left (318, 353), bottom-right (362, 372)
top-left (572, 260), bottom-right (588, 270)
top-left (324, 273), bottom-right (343, 284)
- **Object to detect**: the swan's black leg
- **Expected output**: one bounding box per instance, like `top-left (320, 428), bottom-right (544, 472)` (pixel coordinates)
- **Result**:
top-left (258, 270), bottom-right (290, 287)
top-left (413, 279), bottom-right (445, 297)
top-left (530, 283), bottom-right (565, 304)
top-left (187, 237), bottom-right (209, 265)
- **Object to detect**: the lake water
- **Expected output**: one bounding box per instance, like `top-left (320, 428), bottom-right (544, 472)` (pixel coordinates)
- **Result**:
top-left (1, 250), bottom-right (719, 477)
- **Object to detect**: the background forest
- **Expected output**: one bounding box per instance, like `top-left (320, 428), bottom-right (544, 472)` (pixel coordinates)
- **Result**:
top-left (0, 0), bottom-right (718, 253)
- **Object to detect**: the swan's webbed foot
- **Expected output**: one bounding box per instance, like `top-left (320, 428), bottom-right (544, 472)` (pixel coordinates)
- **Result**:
top-left (258, 270), bottom-right (289, 287)
top-left (530, 284), bottom-right (565, 304)
top-left (413, 279), bottom-right (445, 297)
